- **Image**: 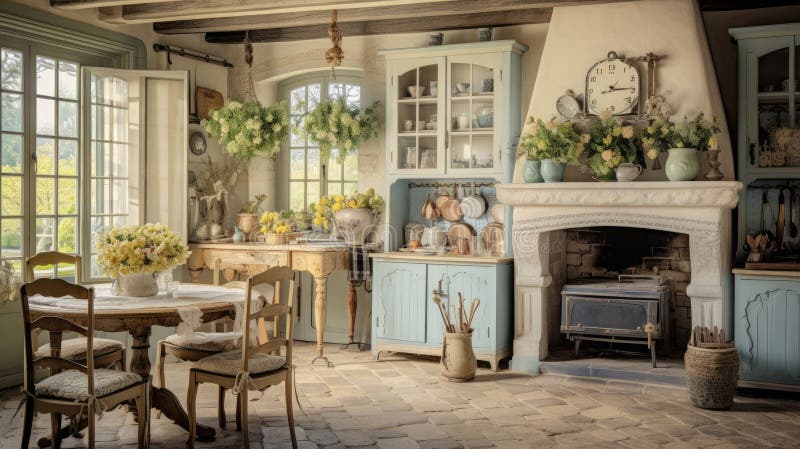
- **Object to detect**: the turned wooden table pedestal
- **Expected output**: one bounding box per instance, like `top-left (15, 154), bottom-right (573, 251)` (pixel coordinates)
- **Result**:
top-left (188, 242), bottom-right (352, 365)
top-left (28, 285), bottom-right (243, 443)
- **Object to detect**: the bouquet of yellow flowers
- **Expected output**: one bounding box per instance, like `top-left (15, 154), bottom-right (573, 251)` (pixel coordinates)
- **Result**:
top-left (584, 111), bottom-right (642, 180)
top-left (96, 223), bottom-right (189, 278)
top-left (643, 113), bottom-right (720, 160)
top-left (259, 210), bottom-right (294, 234)
top-left (310, 188), bottom-right (384, 231)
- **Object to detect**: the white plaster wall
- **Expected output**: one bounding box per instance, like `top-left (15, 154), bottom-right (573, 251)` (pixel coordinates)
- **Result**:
top-left (520, 0), bottom-right (735, 182)
top-left (225, 25), bottom-right (549, 208)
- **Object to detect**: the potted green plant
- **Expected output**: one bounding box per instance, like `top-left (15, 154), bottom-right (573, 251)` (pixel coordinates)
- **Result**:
top-left (643, 113), bottom-right (720, 181)
top-left (202, 99), bottom-right (290, 161)
top-left (516, 117), bottom-right (582, 183)
top-left (237, 193), bottom-right (267, 240)
top-left (297, 99), bottom-right (381, 163)
top-left (312, 188), bottom-right (384, 245)
top-left (584, 111), bottom-right (642, 181)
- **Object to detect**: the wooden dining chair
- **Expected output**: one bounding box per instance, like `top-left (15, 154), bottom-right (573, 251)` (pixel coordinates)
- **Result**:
top-left (19, 278), bottom-right (149, 449)
top-left (187, 266), bottom-right (297, 448)
top-left (26, 251), bottom-right (126, 372)
top-left (154, 259), bottom-right (274, 424)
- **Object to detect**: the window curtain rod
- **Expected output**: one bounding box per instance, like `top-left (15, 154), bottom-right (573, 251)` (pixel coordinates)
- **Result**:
top-left (153, 43), bottom-right (233, 68)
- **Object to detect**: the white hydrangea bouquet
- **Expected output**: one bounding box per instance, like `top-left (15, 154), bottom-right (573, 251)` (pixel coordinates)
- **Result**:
top-left (96, 223), bottom-right (190, 279)
top-left (297, 99), bottom-right (381, 163)
top-left (202, 99), bottom-right (290, 160)
top-left (0, 259), bottom-right (20, 304)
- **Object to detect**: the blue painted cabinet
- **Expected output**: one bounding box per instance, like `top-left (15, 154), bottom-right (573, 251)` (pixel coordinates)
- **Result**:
top-left (372, 256), bottom-right (513, 370)
top-left (734, 273), bottom-right (800, 387)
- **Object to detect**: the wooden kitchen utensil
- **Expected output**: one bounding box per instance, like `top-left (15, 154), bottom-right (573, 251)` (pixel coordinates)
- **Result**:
top-left (790, 187), bottom-right (798, 238)
top-left (777, 188), bottom-right (786, 246)
top-left (421, 195), bottom-right (440, 221)
top-left (441, 198), bottom-right (464, 222)
top-left (448, 223), bottom-right (476, 255)
top-left (480, 222), bottom-right (504, 256)
top-left (196, 86), bottom-right (224, 120)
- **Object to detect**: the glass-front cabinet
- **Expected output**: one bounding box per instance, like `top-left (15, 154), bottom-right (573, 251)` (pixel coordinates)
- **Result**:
top-left (381, 41), bottom-right (526, 179)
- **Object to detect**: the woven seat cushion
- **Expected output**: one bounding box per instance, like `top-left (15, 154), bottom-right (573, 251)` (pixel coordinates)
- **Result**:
top-left (165, 332), bottom-right (240, 352)
top-left (36, 369), bottom-right (142, 400)
top-left (193, 349), bottom-right (285, 376)
top-left (34, 338), bottom-right (123, 361)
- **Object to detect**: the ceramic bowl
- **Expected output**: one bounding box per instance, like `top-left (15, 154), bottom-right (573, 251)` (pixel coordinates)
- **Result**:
top-left (407, 86), bottom-right (425, 98)
top-left (455, 83), bottom-right (470, 94)
top-left (477, 112), bottom-right (493, 128)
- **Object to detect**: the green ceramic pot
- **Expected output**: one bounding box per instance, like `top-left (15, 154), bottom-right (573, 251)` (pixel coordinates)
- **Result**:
top-left (540, 159), bottom-right (565, 182)
top-left (522, 160), bottom-right (543, 183)
top-left (665, 148), bottom-right (699, 181)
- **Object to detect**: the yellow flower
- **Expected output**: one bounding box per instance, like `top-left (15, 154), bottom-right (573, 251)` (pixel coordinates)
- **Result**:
top-left (322, 219), bottom-right (329, 229)
top-left (332, 203), bottom-right (342, 212)
top-left (612, 127), bottom-right (622, 137)
top-left (314, 217), bottom-right (321, 225)
top-left (581, 134), bottom-right (590, 144)
top-left (708, 135), bottom-right (718, 150)
top-left (647, 149), bottom-right (659, 160)
top-left (599, 110), bottom-right (612, 121)
top-left (601, 150), bottom-right (614, 162)
top-left (646, 126), bottom-right (654, 134)
top-left (348, 200), bottom-right (357, 208)
top-left (602, 135), bottom-right (612, 146)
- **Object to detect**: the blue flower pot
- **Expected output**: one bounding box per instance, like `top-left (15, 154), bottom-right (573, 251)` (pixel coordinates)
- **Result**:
top-left (665, 148), bottom-right (699, 181)
top-left (522, 160), bottom-right (543, 183)
top-left (540, 159), bottom-right (565, 182)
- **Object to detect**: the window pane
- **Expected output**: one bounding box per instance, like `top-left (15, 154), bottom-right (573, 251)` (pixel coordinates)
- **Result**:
top-left (346, 84), bottom-right (361, 107)
top-left (58, 139), bottom-right (78, 175)
top-left (307, 148), bottom-right (320, 179)
top-left (290, 149), bottom-right (304, 179)
top-left (36, 138), bottom-right (55, 175)
top-left (344, 151), bottom-right (358, 181)
top-left (290, 117), bottom-right (305, 147)
top-left (112, 107), bottom-right (128, 142)
top-left (112, 179), bottom-right (128, 214)
top-left (289, 181), bottom-right (305, 211)
top-left (57, 217), bottom-right (77, 253)
top-left (35, 217), bottom-right (54, 252)
top-left (36, 178), bottom-right (55, 215)
top-left (1, 49), bottom-right (23, 91)
top-left (90, 216), bottom-right (107, 246)
top-left (308, 84), bottom-right (321, 109)
top-left (112, 143), bottom-right (126, 177)
top-left (290, 87), bottom-right (305, 114)
top-left (58, 61), bottom-right (78, 100)
top-left (57, 178), bottom-right (78, 214)
top-left (1, 218), bottom-right (22, 258)
top-left (36, 56), bottom-right (55, 97)
top-left (1, 93), bottom-right (23, 132)
top-left (1, 133), bottom-right (22, 173)
top-left (58, 100), bottom-right (78, 137)
top-left (91, 179), bottom-right (110, 214)
top-left (92, 142), bottom-right (111, 177)
top-left (307, 182), bottom-right (320, 209)
top-left (328, 151), bottom-right (343, 181)
top-left (344, 182), bottom-right (358, 195)
top-left (329, 82), bottom-right (344, 101)
top-left (1, 175), bottom-right (22, 215)
top-left (36, 97), bottom-right (55, 135)
top-left (327, 183), bottom-right (342, 196)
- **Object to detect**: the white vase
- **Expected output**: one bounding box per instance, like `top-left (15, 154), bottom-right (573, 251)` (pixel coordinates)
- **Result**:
top-left (112, 272), bottom-right (159, 297)
top-left (333, 208), bottom-right (376, 246)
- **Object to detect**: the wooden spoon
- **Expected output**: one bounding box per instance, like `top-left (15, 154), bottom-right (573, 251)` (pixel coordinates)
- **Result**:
top-left (790, 187), bottom-right (798, 238)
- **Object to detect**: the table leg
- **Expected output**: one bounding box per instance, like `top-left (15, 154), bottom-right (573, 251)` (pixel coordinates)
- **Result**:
top-left (342, 280), bottom-right (365, 351)
top-left (128, 326), bottom-right (216, 441)
top-left (311, 274), bottom-right (333, 367)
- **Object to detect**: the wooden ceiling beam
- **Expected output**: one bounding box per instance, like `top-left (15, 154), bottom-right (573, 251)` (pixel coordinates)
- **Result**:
top-left (117, 0), bottom-right (459, 23)
top-left (50, 0), bottom-right (172, 10)
top-left (204, 8), bottom-right (554, 44)
top-left (155, 0), bottom-right (608, 34)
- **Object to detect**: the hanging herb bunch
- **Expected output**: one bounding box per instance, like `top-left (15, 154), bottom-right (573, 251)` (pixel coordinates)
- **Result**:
top-left (298, 98), bottom-right (381, 163)
top-left (202, 99), bottom-right (290, 161)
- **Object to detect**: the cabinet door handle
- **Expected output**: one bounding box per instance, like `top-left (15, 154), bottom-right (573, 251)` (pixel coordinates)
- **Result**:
top-left (749, 142), bottom-right (756, 166)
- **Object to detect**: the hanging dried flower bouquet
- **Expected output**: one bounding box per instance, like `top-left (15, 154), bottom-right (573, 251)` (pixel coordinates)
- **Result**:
top-left (202, 99), bottom-right (290, 161)
top-left (297, 99), bottom-right (381, 163)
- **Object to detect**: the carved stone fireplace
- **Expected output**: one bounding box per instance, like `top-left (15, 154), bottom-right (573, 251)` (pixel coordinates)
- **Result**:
top-left (495, 181), bottom-right (742, 374)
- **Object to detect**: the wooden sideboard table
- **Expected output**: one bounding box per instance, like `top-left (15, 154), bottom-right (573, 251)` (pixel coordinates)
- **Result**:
top-left (188, 242), bottom-right (351, 365)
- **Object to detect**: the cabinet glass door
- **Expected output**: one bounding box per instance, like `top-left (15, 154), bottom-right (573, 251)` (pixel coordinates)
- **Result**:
top-left (747, 36), bottom-right (797, 171)
top-left (447, 54), bottom-right (501, 173)
top-left (392, 58), bottom-right (444, 173)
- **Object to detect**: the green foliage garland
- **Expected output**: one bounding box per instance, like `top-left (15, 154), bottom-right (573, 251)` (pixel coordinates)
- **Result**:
top-left (202, 99), bottom-right (290, 161)
top-left (298, 99), bottom-right (381, 163)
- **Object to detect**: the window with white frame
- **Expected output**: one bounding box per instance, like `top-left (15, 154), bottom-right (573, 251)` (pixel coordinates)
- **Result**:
top-left (280, 73), bottom-right (361, 212)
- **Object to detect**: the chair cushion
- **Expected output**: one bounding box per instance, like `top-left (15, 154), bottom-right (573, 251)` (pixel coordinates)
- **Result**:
top-left (34, 338), bottom-right (123, 361)
top-left (36, 369), bottom-right (142, 400)
top-left (165, 332), bottom-right (240, 352)
top-left (193, 349), bottom-right (285, 376)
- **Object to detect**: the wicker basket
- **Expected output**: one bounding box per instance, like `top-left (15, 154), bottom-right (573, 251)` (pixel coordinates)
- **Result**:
top-left (264, 232), bottom-right (301, 245)
top-left (684, 345), bottom-right (739, 409)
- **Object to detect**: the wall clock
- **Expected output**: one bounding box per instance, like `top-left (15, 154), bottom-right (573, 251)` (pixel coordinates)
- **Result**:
top-left (189, 131), bottom-right (207, 156)
top-left (585, 51), bottom-right (640, 116)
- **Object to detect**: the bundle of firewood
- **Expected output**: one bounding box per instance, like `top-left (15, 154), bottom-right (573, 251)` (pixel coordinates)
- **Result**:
top-left (689, 325), bottom-right (734, 349)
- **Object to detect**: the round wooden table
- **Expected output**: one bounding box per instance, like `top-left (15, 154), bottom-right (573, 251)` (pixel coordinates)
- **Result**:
top-left (28, 284), bottom-right (244, 443)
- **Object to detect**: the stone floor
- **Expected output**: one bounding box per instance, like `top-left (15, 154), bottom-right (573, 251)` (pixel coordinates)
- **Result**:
top-left (3, 342), bottom-right (800, 449)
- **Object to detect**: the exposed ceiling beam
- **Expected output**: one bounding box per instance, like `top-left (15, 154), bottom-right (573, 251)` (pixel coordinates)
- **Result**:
top-left (698, 0), bottom-right (800, 11)
top-left (155, 0), bottom-right (612, 34)
top-left (116, 0), bottom-right (461, 23)
top-left (205, 8), bottom-right (554, 43)
top-left (50, 0), bottom-right (172, 10)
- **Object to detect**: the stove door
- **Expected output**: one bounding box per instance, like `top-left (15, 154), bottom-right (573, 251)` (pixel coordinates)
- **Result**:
top-left (561, 295), bottom-right (659, 337)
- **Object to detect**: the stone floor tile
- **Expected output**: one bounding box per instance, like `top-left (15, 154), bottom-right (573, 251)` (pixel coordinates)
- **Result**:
top-left (376, 437), bottom-right (421, 449)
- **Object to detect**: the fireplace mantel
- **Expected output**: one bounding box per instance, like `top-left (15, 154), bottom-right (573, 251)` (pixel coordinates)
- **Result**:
top-left (496, 181), bottom-right (743, 374)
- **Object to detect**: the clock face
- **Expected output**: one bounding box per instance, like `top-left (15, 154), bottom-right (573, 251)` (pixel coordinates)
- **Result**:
top-left (556, 95), bottom-right (580, 119)
top-left (585, 56), bottom-right (639, 116)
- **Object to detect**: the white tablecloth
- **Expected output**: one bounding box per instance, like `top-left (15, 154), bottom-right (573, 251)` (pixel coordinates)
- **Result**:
top-left (29, 283), bottom-right (272, 336)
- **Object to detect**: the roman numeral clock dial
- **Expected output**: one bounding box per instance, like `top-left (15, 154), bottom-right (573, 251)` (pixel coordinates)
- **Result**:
top-left (585, 51), bottom-right (640, 116)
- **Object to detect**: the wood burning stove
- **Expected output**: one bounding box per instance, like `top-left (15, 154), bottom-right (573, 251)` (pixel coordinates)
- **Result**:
top-left (561, 275), bottom-right (671, 367)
